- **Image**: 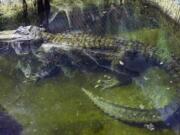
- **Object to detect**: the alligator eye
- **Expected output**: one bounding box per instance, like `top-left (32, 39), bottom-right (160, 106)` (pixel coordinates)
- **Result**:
top-left (119, 60), bottom-right (124, 65)
top-left (160, 61), bottom-right (164, 65)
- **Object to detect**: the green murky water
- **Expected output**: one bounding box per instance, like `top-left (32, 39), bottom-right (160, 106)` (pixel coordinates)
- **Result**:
top-left (0, 39), bottom-right (179, 135)
top-left (0, 23), bottom-right (180, 135)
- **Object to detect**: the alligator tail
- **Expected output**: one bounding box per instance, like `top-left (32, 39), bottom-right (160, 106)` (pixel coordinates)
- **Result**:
top-left (82, 88), bottom-right (180, 124)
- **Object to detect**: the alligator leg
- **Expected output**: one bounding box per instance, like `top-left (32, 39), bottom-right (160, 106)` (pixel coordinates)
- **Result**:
top-left (94, 75), bottom-right (120, 90)
top-left (94, 53), bottom-right (132, 90)
top-left (98, 61), bottom-right (132, 90)
top-left (94, 74), bottom-right (132, 90)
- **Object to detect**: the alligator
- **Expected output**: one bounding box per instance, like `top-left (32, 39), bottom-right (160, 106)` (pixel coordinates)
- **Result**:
top-left (25, 29), bottom-right (180, 125)
top-left (40, 31), bottom-right (180, 78)
top-left (3, 26), bottom-right (180, 126)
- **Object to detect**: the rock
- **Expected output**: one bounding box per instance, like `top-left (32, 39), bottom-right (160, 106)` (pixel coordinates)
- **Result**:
top-left (83, 5), bottom-right (104, 34)
top-left (70, 7), bottom-right (85, 30)
top-left (48, 11), bottom-right (70, 33)
top-left (0, 26), bottom-right (43, 55)
top-left (14, 25), bottom-right (44, 40)
top-left (35, 65), bottom-right (61, 80)
top-left (17, 54), bottom-right (61, 81)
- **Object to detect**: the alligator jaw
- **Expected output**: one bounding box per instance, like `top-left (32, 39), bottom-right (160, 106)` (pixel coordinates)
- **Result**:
top-left (82, 88), bottom-right (180, 124)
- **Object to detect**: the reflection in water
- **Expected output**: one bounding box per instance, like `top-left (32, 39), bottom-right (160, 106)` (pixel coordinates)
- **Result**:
top-left (0, 53), bottom-right (179, 135)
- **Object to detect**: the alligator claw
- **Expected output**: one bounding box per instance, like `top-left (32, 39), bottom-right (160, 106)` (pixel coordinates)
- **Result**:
top-left (94, 75), bottom-right (120, 90)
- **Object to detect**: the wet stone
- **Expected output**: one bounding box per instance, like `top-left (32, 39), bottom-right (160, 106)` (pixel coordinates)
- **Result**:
top-left (48, 11), bottom-right (70, 33)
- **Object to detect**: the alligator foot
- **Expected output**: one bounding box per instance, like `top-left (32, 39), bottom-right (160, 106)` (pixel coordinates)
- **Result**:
top-left (94, 75), bottom-right (120, 90)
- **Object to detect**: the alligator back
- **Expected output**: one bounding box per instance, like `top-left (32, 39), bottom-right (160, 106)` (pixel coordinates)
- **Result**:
top-left (42, 32), bottom-right (180, 82)
top-left (42, 32), bottom-right (129, 49)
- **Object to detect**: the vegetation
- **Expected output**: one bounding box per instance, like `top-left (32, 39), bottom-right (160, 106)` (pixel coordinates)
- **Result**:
top-left (0, 3), bottom-right (36, 30)
top-left (0, 0), bottom-right (51, 30)
top-left (0, 0), bottom-right (144, 30)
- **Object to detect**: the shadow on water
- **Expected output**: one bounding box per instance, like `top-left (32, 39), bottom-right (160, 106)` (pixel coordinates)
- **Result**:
top-left (0, 110), bottom-right (22, 135)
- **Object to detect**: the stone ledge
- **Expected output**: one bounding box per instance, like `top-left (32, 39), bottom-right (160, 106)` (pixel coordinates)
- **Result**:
top-left (0, 30), bottom-right (42, 55)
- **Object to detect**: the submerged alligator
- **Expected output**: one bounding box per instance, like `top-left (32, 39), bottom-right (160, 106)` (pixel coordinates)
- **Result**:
top-left (38, 30), bottom-right (180, 125)
top-left (0, 26), bottom-right (180, 126)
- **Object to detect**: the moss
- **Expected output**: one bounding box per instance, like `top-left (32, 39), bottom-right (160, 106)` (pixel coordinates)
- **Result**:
top-left (120, 28), bottom-right (160, 45)
top-left (156, 30), bottom-right (172, 61)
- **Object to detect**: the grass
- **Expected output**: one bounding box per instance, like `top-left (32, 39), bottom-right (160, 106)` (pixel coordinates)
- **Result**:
top-left (0, 3), bottom-right (37, 30)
